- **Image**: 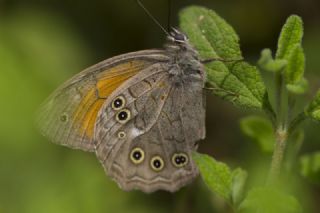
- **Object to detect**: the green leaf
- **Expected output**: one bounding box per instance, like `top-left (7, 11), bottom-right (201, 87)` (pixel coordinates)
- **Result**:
top-left (179, 6), bottom-right (267, 109)
top-left (300, 152), bottom-right (320, 185)
top-left (179, 6), bottom-right (241, 60)
top-left (286, 78), bottom-right (308, 94)
top-left (207, 61), bottom-right (267, 109)
top-left (285, 45), bottom-right (305, 84)
top-left (305, 90), bottom-right (320, 121)
top-left (276, 15), bottom-right (303, 60)
top-left (258, 49), bottom-right (287, 72)
top-left (231, 168), bottom-right (248, 206)
top-left (240, 116), bottom-right (275, 153)
top-left (192, 152), bottom-right (232, 201)
top-left (258, 49), bottom-right (272, 65)
top-left (275, 15), bottom-right (307, 95)
top-left (239, 187), bottom-right (302, 213)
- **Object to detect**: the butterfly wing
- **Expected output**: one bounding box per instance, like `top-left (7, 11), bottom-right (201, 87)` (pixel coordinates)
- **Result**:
top-left (37, 50), bottom-right (169, 152)
top-left (94, 61), bottom-right (205, 192)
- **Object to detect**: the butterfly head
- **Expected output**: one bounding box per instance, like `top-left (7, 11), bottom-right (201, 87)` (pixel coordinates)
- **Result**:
top-left (165, 28), bottom-right (196, 55)
top-left (168, 28), bottom-right (188, 44)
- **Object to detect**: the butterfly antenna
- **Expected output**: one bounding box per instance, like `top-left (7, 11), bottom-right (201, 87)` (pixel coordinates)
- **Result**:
top-left (167, 0), bottom-right (172, 32)
top-left (136, 0), bottom-right (170, 36)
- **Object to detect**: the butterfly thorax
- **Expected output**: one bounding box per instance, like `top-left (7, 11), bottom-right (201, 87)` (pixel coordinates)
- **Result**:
top-left (165, 29), bottom-right (205, 85)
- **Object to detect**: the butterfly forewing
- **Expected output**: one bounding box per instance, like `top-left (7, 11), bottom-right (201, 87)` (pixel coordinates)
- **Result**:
top-left (37, 50), bottom-right (168, 152)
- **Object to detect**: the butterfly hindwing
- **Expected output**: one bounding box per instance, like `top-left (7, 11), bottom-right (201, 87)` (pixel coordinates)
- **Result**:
top-left (94, 61), bottom-right (204, 192)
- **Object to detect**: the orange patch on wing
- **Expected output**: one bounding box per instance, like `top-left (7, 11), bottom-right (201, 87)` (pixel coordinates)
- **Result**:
top-left (73, 60), bottom-right (150, 139)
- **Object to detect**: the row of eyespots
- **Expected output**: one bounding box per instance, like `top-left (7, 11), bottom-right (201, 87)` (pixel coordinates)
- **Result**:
top-left (111, 95), bottom-right (131, 124)
top-left (112, 96), bottom-right (129, 141)
top-left (129, 148), bottom-right (189, 172)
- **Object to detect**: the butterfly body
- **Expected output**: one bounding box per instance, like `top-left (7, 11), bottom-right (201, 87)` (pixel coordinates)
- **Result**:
top-left (38, 29), bottom-right (206, 193)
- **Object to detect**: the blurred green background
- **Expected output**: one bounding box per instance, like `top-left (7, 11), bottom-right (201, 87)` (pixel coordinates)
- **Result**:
top-left (1, 0), bottom-right (320, 212)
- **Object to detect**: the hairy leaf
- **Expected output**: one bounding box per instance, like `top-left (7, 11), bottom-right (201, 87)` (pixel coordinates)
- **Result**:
top-left (276, 15), bottom-right (303, 60)
top-left (286, 78), bottom-right (308, 94)
top-left (231, 168), bottom-right (248, 206)
top-left (180, 6), bottom-right (267, 109)
top-left (258, 48), bottom-right (287, 72)
top-left (300, 152), bottom-right (320, 185)
top-left (239, 187), bottom-right (302, 213)
top-left (305, 90), bottom-right (320, 121)
top-left (285, 45), bottom-right (305, 84)
top-left (240, 116), bottom-right (275, 153)
top-left (192, 152), bottom-right (232, 201)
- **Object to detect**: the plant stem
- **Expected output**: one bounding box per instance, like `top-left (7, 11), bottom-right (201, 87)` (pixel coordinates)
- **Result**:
top-left (267, 73), bottom-right (289, 184)
top-left (268, 126), bottom-right (288, 183)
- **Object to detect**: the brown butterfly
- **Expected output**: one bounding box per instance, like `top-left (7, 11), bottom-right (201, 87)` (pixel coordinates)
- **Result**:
top-left (37, 27), bottom-right (206, 193)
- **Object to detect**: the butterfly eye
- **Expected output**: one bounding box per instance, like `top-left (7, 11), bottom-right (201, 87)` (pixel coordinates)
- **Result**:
top-left (112, 96), bottom-right (126, 110)
top-left (150, 156), bottom-right (164, 172)
top-left (130, 147), bottom-right (145, 164)
top-left (116, 109), bottom-right (131, 123)
top-left (172, 153), bottom-right (189, 168)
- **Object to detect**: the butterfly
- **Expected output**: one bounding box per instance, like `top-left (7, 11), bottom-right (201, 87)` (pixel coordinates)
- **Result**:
top-left (37, 28), bottom-right (206, 193)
